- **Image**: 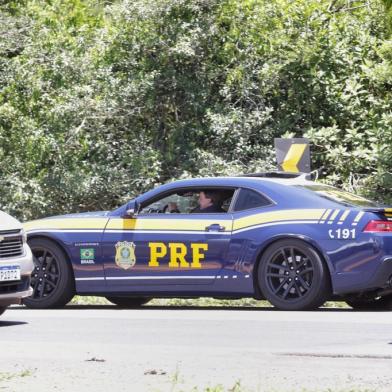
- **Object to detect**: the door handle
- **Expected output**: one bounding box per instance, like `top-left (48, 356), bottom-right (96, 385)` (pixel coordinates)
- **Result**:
top-left (205, 224), bottom-right (226, 232)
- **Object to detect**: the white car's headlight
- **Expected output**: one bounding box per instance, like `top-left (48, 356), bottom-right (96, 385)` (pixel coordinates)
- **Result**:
top-left (21, 228), bottom-right (27, 243)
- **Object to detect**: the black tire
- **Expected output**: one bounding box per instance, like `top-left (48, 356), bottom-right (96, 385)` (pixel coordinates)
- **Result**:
top-left (258, 239), bottom-right (331, 311)
top-left (24, 238), bottom-right (75, 309)
top-left (105, 297), bottom-right (151, 308)
top-left (0, 306), bottom-right (7, 316)
top-left (346, 296), bottom-right (392, 311)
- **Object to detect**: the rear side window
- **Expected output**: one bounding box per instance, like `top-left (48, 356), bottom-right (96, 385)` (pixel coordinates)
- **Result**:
top-left (233, 189), bottom-right (271, 212)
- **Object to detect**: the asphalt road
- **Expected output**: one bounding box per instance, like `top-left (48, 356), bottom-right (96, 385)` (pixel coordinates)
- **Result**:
top-left (0, 305), bottom-right (392, 392)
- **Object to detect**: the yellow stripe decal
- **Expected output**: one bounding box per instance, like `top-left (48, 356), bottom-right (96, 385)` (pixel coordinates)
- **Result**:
top-left (352, 211), bottom-right (365, 226)
top-left (320, 209), bottom-right (331, 221)
top-left (233, 209), bottom-right (325, 231)
top-left (106, 218), bottom-right (231, 232)
top-left (353, 211), bottom-right (364, 222)
top-left (338, 210), bottom-right (350, 223)
top-left (24, 218), bottom-right (109, 231)
top-left (328, 209), bottom-right (340, 223)
top-left (25, 209), bottom-right (326, 233)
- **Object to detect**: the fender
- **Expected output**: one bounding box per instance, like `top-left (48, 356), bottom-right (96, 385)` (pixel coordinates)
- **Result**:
top-left (252, 233), bottom-right (335, 296)
top-left (27, 233), bottom-right (74, 271)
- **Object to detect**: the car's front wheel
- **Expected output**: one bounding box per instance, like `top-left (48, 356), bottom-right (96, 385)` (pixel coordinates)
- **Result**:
top-left (24, 238), bottom-right (75, 309)
top-left (105, 297), bottom-right (151, 308)
top-left (258, 239), bottom-right (331, 311)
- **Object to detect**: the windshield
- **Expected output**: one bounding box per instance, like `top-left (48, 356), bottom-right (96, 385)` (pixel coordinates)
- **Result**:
top-left (297, 184), bottom-right (381, 208)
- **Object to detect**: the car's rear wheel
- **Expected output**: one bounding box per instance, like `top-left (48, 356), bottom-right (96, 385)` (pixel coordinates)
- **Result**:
top-left (0, 306), bottom-right (7, 316)
top-left (24, 238), bottom-right (75, 309)
top-left (105, 297), bottom-right (151, 308)
top-left (258, 239), bottom-right (330, 311)
top-left (346, 295), bottom-right (392, 310)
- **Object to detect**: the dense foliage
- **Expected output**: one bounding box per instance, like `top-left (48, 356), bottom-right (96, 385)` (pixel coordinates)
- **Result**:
top-left (0, 0), bottom-right (391, 220)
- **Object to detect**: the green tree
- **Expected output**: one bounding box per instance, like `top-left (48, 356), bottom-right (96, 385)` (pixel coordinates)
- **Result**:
top-left (1, 0), bottom-right (391, 219)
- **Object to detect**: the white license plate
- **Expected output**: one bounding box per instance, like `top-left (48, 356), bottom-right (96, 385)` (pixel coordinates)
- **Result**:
top-left (0, 266), bottom-right (21, 282)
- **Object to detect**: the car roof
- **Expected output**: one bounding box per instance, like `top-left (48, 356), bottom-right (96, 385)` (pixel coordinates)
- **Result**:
top-left (151, 175), bottom-right (315, 190)
top-left (136, 175), bottom-right (340, 210)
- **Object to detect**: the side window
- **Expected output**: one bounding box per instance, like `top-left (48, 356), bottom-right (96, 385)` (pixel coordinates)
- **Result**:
top-left (233, 189), bottom-right (271, 212)
top-left (140, 192), bottom-right (198, 214)
top-left (140, 188), bottom-right (236, 214)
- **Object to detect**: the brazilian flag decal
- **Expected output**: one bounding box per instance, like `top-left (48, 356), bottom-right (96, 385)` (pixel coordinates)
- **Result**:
top-left (80, 248), bottom-right (95, 260)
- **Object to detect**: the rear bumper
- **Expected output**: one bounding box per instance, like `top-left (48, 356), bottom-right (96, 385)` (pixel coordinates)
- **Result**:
top-left (365, 256), bottom-right (392, 290)
top-left (334, 256), bottom-right (392, 295)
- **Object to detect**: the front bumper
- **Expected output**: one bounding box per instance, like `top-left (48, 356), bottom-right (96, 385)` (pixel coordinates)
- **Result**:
top-left (0, 243), bottom-right (34, 275)
top-left (0, 243), bottom-right (34, 306)
top-left (0, 285), bottom-right (33, 306)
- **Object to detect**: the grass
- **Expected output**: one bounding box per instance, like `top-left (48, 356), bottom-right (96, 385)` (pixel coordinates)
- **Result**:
top-left (0, 369), bottom-right (376, 392)
top-left (151, 372), bottom-right (376, 392)
top-left (70, 295), bottom-right (111, 306)
top-left (166, 379), bottom-right (377, 392)
top-left (0, 369), bottom-right (33, 384)
top-left (70, 296), bottom-right (349, 308)
top-left (191, 388), bottom-right (377, 392)
top-left (69, 296), bottom-right (272, 307)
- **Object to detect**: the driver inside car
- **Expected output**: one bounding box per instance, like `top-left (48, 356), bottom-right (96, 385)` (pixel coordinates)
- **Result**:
top-left (191, 191), bottom-right (226, 213)
top-left (163, 202), bottom-right (180, 213)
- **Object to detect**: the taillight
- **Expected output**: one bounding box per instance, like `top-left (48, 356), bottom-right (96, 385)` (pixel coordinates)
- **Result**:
top-left (363, 220), bottom-right (392, 232)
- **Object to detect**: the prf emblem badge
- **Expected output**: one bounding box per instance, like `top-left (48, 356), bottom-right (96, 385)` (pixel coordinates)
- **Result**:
top-left (115, 241), bottom-right (136, 270)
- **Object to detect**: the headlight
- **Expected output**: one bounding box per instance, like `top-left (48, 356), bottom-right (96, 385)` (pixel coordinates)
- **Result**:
top-left (21, 228), bottom-right (27, 243)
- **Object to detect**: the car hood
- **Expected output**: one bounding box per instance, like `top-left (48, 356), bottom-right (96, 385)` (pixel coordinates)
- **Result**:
top-left (24, 211), bottom-right (111, 232)
top-left (47, 211), bottom-right (111, 219)
top-left (0, 211), bottom-right (22, 231)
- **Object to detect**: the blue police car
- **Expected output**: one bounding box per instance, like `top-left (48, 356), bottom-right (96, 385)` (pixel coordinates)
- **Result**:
top-left (23, 173), bottom-right (392, 311)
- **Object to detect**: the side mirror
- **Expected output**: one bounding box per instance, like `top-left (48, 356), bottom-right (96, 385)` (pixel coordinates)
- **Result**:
top-left (124, 201), bottom-right (140, 218)
top-left (125, 208), bottom-right (136, 218)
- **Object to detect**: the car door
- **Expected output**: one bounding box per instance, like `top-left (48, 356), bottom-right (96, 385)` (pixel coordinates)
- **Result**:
top-left (101, 187), bottom-right (234, 291)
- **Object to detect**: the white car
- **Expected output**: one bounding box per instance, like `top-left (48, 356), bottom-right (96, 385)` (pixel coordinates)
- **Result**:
top-left (0, 211), bottom-right (34, 316)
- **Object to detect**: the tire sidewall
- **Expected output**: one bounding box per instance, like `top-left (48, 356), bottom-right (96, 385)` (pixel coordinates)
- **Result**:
top-left (258, 239), bottom-right (330, 311)
top-left (24, 238), bottom-right (75, 309)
